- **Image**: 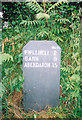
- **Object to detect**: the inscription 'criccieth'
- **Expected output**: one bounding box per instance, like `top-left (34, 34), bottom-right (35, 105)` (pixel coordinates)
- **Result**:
top-left (23, 41), bottom-right (61, 111)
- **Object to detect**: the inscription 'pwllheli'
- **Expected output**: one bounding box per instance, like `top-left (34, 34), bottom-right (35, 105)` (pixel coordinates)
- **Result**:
top-left (23, 40), bottom-right (61, 111)
top-left (24, 50), bottom-right (49, 55)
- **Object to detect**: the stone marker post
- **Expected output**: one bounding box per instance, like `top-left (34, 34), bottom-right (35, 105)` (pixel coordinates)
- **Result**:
top-left (23, 40), bottom-right (61, 111)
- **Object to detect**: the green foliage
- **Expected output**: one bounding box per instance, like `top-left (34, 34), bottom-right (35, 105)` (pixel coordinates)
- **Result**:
top-left (0, 53), bottom-right (13, 65)
top-left (46, 0), bottom-right (68, 13)
top-left (26, 1), bottom-right (44, 13)
top-left (36, 12), bottom-right (50, 19)
top-left (20, 20), bottom-right (41, 26)
top-left (1, 1), bottom-right (81, 119)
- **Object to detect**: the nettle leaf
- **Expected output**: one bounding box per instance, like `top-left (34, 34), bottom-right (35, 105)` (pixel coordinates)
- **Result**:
top-left (36, 13), bottom-right (50, 19)
top-left (0, 53), bottom-right (13, 65)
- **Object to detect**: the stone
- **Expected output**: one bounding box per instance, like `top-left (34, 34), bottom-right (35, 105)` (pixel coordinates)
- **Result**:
top-left (23, 40), bottom-right (61, 111)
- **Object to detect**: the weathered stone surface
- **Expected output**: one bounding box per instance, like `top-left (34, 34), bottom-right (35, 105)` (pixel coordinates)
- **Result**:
top-left (23, 40), bottom-right (61, 111)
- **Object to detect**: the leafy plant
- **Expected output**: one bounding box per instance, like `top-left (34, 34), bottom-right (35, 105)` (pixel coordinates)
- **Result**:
top-left (1, 1), bottom-right (81, 119)
top-left (0, 53), bottom-right (13, 65)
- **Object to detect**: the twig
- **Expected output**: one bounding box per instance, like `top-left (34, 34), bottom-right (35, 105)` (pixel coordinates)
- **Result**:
top-left (2, 41), bottom-right (4, 53)
top-left (8, 107), bottom-right (22, 118)
top-left (8, 100), bottom-right (27, 116)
